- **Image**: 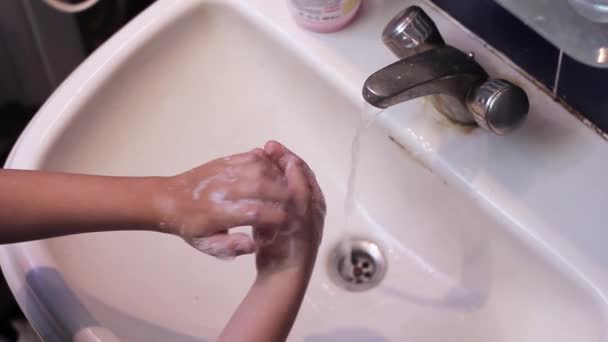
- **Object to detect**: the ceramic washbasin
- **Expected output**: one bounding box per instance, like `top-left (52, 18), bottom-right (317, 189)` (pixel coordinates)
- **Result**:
top-left (1, 0), bottom-right (607, 341)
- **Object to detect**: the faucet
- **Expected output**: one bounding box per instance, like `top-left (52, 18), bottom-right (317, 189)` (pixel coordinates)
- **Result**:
top-left (363, 6), bottom-right (529, 135)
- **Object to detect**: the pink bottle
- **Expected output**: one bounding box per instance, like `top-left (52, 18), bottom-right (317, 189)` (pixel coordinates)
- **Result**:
top-left (288, 0), bottom-right (362, 33)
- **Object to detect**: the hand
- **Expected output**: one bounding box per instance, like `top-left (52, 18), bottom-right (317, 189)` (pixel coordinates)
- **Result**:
top-left (254, 141), bottom-right (326, 276)
top-left (155, 148), bottom-right (289, 259)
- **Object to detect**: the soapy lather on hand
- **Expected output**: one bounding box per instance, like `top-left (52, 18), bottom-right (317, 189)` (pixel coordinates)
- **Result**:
top-left (0, 140), bottom-right (325, 342)
top-left (156, 147), bottom-right (292, 259)
top-left (156, 142), bottom-right (325, 262)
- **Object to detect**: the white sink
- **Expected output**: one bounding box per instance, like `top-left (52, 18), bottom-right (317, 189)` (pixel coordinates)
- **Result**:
top-left (2, 0), bottom-right (608, 341)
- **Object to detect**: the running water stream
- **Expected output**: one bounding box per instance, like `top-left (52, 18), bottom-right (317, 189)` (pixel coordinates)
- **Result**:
top-left (340, 103), bottom-right (385, 277)
top-left (343, 104), bottom-right (385, 221)
top-left (339, 102), bottom-right (473, 303)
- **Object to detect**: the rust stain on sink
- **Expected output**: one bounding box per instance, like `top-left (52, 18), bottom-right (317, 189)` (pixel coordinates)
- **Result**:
top-left (388, 135), bottom-right (433, 174)
top-left (424, 97), bottom-right (477, 135)
top-left (388, 135), bottom-right (448, 185)
top-left (388, 135), bottom-right (449, 186)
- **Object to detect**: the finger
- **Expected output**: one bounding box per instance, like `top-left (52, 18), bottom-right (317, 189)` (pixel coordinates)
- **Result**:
top-left (242, 150), bottom-right (283, 178)
top-left (303, 166), bottom-right (326, 213)
top-left (286, 156), bottom-right (311, 216)
top-left (214, 201), bottom-right (287, 228)
top-left (226, 179), bottom-right (289, 202)
top-left (218, 151), bottom-right (253, 164)
top-left (185, 232), bottom-right (255, 259)
top-left (265, 141), bottom-right (323, 212)
top-left (223, 150), bottom-right (273, 167)
top-left (257, 157), bottom-right (283, 179)
top-left (302, 166), bottom-right (326, 241)
top-left (264, 141), bottom-right (293, 171)
top-left (220, 151), bottom-right (281, 180)
top-left (265, 141), bottom-right (314, 179)
top-left (263, 140), bottom-right (284, 162)
top-left (264, 140), bottom-right (300, 157)
top-left (252, 225), bottom-right (278, 247)
top-left (270, 142), bottom-right (324, 211)
top-left (250, 148), bottom-right (266, 158)
top-left (250, 148), bottom-right (284, 176)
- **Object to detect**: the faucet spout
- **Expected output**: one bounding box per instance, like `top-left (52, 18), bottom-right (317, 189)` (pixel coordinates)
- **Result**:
top-left (363, 45), bottom-right (487, 110)
top-left (364, 5), bottom-right (529, 134)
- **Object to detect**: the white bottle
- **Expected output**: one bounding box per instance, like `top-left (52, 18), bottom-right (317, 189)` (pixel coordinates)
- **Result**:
top-left (288, 0), bottom-right (362, 33)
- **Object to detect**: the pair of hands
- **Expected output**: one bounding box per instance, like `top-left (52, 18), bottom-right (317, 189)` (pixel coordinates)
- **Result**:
top-left (156, 141), bottom-right (325, 272)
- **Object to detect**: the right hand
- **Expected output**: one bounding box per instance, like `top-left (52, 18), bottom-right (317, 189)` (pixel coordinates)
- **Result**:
top-left (254, 141), bottom-right (326, 276)
top-left (156, 148), bottom-right (290, 259)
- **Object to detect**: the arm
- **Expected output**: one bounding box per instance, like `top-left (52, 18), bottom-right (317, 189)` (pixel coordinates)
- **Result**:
top-left (0, 169), bottom-right (161, 244)
top-left (218, 261), bottom-right (314, 342)
top-left (0, 147), bottom-right (289, 259)
top-left (218, 141), bottom-right (325, 342)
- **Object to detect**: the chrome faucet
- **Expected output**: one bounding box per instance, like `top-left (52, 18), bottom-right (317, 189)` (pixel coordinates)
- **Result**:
top-left (363, 6), bottom-right (529, 135)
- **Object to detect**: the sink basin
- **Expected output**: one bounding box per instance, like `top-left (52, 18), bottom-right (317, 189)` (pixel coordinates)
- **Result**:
top-left (1, 0), bottom-right (607, 341)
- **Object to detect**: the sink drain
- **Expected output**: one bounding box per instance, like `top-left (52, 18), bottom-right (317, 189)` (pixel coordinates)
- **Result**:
top-left (328, 238), bottom-right (387, 292)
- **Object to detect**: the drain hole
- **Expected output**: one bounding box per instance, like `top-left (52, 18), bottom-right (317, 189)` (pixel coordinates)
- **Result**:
top-left (328, 238), bottom-right (387, 292)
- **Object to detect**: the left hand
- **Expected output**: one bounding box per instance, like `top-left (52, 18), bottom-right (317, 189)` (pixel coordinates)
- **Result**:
top-left (154, 147), bottom-right (290, 259)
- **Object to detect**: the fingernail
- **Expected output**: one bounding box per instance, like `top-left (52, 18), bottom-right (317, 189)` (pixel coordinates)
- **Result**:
top-left (264, 141), bottom-right (278, 153)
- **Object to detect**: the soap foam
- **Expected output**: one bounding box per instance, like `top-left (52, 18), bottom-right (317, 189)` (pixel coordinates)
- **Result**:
top-left (192, 178), bottom-right (213, 200)
top-left (191, 170), bottom-right (237, 201)
top-left (186, 234), bottom-right (254, 260)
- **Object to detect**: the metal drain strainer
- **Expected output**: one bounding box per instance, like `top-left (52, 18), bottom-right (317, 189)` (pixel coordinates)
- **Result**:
top-left (327, 238), bottom-right (387, 292)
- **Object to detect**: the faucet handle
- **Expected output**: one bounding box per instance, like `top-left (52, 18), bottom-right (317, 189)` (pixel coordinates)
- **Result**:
top-left (382, 6), bottom-right (445, 59)
top-left (467, 79), bottom-right (529, 135)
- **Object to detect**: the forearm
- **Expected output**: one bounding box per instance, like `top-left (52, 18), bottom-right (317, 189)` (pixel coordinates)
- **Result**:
top-left (0, 169), bottom-right (163, 243)
top-left (218, 263), bottom-right (314, 342)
